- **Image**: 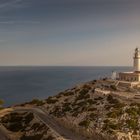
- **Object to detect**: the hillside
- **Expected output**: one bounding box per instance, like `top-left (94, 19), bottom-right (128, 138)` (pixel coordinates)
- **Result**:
top-left (0, 111), bottom-right (61, 140)
top-left (41, 79), bottom-right (140, 140)
top-left (0, 79), bottom-right (140, 140)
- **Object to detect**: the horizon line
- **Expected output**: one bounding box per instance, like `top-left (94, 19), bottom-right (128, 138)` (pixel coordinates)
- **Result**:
top-left (0, 65), bottom-right (132, 67)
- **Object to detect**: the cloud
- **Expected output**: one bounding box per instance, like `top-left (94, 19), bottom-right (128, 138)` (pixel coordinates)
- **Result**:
top-left (0, 20), bottom-right (40, 25)
top-left (0, 0), bottom-right (21, 8)
top-left (0, 21), bottom-right (15, 24)
top-left (0, 0), bottom-right (25, 11)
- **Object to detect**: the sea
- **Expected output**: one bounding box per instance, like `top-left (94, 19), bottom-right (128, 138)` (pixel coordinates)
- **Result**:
top-left (0, 66), bottom-right (132, 107)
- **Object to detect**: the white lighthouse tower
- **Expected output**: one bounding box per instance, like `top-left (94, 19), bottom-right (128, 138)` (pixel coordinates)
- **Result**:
top-left (134, 48), bottom-right (140, 72)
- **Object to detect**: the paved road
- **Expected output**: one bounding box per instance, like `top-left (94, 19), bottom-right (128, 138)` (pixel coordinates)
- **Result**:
top-left (15, 107), bottom-right (88, 140)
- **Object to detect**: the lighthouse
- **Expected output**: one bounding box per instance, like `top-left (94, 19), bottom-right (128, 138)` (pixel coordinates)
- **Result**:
top-left (119, 48), bottom-right (140, 83)
top-left (134, 48), bottom-right (140, 72)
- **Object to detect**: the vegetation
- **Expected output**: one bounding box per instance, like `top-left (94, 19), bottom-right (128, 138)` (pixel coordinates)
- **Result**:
top-left (46, 97), bottom-right (58, 104)
top-left (1, 112), bottom-right (34, 132)
top-left (30, 99), bottom-right (45, 106)
top-left (82, 85), bottom-right (92, 90)
top-left (89, 113), bottom-right (97, 120)
top-left (79, 120), bottom-right (90, 128)
top-left (79, 88), bottom-right (89, 95)
top-left (110, 85), bottom-right (117, 91)
top-left (62, 91), bottom-right (75, 96)
top-left (106, 110), bottom-right (122, 118)
top-left (2, 79), bottom-right (140, 139)
top-left (94, 96), bottom-right (103, 101)
top-left (107, 95), bottom-right (119, 104)
top-left (0, 99), bottom-right (4, 109)
top-left (126, 107), bottom-right (140, 116)
top-left (75, 90), bottom-right (90, 101)
top-left (86, 99), bottom-right (97, 105)
top-left (126, 119), bottom-right (138, 129)
top-left (103, 120), bottom-right (119, 132)
top-left (87, 107), bottom-right (97, 111)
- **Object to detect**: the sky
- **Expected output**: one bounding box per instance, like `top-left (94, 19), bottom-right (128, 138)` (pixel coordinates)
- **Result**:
top-left (0, 0), bottom-right (140, 66)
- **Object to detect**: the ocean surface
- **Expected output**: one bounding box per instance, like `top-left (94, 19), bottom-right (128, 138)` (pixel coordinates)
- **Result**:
top-left (0, 66), bottom-right (132, 107)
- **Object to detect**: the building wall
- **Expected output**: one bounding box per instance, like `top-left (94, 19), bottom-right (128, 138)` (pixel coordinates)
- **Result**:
top-left (119, 73), bottom-right (140, 82)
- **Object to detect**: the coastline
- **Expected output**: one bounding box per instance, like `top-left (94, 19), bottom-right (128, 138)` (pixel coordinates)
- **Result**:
top-left (1, 78), bottom-right (140, 140)
top-left (0, 66), bottom-right (133, 107)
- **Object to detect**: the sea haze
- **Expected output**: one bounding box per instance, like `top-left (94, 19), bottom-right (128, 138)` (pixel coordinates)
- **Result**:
top-left (0, 66), bottom-right (132, 107)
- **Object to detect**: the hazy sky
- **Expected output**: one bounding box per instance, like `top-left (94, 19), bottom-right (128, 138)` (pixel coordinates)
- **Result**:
top-left (0, 0), bottom-right (140, 66)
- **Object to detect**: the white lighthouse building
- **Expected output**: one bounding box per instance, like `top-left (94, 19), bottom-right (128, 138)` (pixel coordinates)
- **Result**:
top-left (119, 48), bottom-right (140, 82)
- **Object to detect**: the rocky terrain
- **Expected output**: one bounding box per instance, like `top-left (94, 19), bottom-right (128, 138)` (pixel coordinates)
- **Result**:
top-left (41, 79), bottom-right (140, 140)
top-left (0, 79), bottom-right (140, 140)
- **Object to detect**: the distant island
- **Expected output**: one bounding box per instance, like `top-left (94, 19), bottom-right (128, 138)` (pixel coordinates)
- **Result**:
top-left (0, 49), bottom-right (140, 140)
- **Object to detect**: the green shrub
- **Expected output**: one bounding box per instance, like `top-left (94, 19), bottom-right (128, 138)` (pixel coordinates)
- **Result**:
top-left (62, 106), bottom-right (72, 112)
top-left (46, 97), bottom-right (58, 104)
top-left (107, 112), bottom-right (117, 118)
top-left (92, 88), bottom-right (95, 93)
top-left (50, 107), bottom-right (60, 116)
top-left (31, 123), bottom-right (40, 130)
top-left (105, 105), bottom-right (112, 110)
top-left (0, 99), bottom-right (4, 109)
top-left (30, 99), bottom-right (45, 106)
top-left (126, 119), bottom-right (138, 129)
top-left (87, 99), bottom-right (97, 105)
top-left (79, 89), bottom-right (89, 95)
top-left (75, 93), bottom-right (90, 101)
top-left (112, 102), bottom-right (125, 109)
top-left (79, 120), bottom-right (90, 128)
top-left (94, 97), bottom-right (103, 100)
top-left (72, 112), bottom-right (79, 117)
top-left (1, 112), bottom-right (35, 132)
top-left (6, 122), bottom-right (23, 132)
top-left (110, 85), bottom-right (117, 90)
top-left (103, 120), bottom-right (118, 131)
top-left (126, 107), bottom-right (140, 116)
top-left (107, 95), bottom-right (119, 104)
top-left (130, 103), bottom-right (140, 107)
top-left (63, 91), bottom-right (74, 96)
top-left (89, 113), bottom-right (97, 119)
top-left (24, 113), bottom-right (34, 124)
top-left (82, 85), bottom-right (92, 90)
top-left (87, 107), bottom-right (97, 111)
